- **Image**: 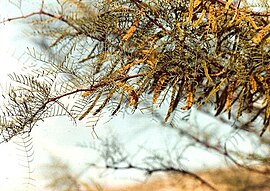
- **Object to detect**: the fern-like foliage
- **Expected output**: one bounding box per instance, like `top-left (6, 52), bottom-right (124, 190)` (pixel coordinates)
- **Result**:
top-left (1, 0), bottom-right (270, 144)
top-left (13, 132), bottom-right (35, 187)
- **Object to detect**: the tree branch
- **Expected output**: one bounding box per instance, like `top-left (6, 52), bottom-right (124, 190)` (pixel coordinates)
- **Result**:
top-left (100, 163), bottom-right (218, 191)
top-left (131, 0), bottom-right (167, 31)
top-left (175, 125), bottom-right (270, 175)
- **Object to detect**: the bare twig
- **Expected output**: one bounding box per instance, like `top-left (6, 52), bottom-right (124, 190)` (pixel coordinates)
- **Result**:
top-left (0, 9), bottom-right (105, 41)
top-left (96, 163), bottom-right (218, 191)
top-left (175, 125), bottom-right (270, 175)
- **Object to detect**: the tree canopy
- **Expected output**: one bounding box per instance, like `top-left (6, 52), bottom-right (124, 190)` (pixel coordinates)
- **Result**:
top-left (1, 0), bottom-right (270, 143)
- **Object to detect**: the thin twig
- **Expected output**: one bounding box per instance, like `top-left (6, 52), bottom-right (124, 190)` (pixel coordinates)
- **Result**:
top-left (103, 163), bottom-right (218, 191)
top-left (0, 9), bottom-right (104, 41)
top-left (175, 125), bottom-right (270, 175)
top-left (131, 0), bottom-right (167, 31)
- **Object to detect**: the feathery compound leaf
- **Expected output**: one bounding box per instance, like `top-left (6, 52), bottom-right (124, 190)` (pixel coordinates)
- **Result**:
top-left (118, 59), bottom-right (145, 74)
top-left (122, 11), bottom-right (142, 41)
top-left (93, 89), bottom-right (116, 115)
top-left (225, 81), bottom-right (236, 112)
top-left (115, 82), bottom-right (138, 106)
top-left (198, 79), bottom-right (227, 108)
top-left (181, 83), bottom-right (194, 110)
top-left (164, 80), bottom-right (179, 122)
top-left (183, 0), bottom-right (194, 26)
top-left (13, 133), bottom-right (35, 186)
top-left (252, 23), bottom-right (270, 44)
top-left (152, 75), bottom-right (168, 105)
top-left (207, 3), bottom-right (217, 32)
top-left (79, 92), bottom-right (103, 120)
top-left (249, 75), bottom-right (257, 92)
top-left (202, 60), bottom-right (212, 85)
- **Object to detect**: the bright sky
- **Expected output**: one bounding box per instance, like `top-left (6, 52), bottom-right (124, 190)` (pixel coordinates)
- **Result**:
top-left (0, 3), bottom-right (24, 191)
top-left (0, 25), bottom-right (19, 85)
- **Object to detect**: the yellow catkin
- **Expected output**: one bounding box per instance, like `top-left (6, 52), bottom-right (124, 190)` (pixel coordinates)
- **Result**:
top-left (93, 89), bottom-right (116, 115)
top-left (32, 17), bottom-right (56, 25)
top-left (165, 82), bottom-right (178, 122)
top-left (237, 91), bottom-right (245, 119)
top-left (122, 20), bottom-right (139, 41)
top-left (249, 75), bottom-right (257, 92)
top-left (118, 59), bottom-right (144, 73)
top-left (152, 75), bottom-right (167, 104)
top-left (225, 0), bottom-right (233, 10)
top-left (192, 9), bottom-right (206, 27)
top-left (181, 91), bottom-right (194, 110)
top-left (256, 74), bottom-right (264, 83)
top-left (81, 91), bottom-right (91, 97)
top-left (128, 89), bottom-right (138, 106)
top-left (176, 23), bottom-right (184, 38)
top-left (252, 23), bottom-right (270, 44)
top-left (116, 82), bottom-right (138, 106)
top-left (225, 81), bottom-right (235, 111)
top-left (227, 10), bottom-right (238, 27)
top-left (208, 4), bottom-right (217, 32)
top-left (234, 13), bottom-right (247, 26)
top-left (198, 78), bottom-right (227, 108)
top-left (266, 37), bottom-right (270, 43)
top-left (79, 92), bottom-right (102, 120)
top-left (142, 49), bottom-right (158, 69)
top-left (183, 0), bottom-right (194, 26)
top-left (194, 0), bottom-right (201, 7)
top-left (202, 60), bottom-right (212, 85)
top-left (263, 95), bottom-right (269, 107)
top-left (245, 16), bottom-right (259, 30)
top-left (141, 49), bottom-right (152, 55)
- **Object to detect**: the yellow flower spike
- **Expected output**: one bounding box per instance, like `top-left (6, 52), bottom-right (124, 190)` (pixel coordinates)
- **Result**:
top-left (225, 0), bottom-right (233, 10)
top-left (192, 9), bottom-right (206, 27)
top-left (252, 23), bottom-right (270, 44)
top-left (183, 0), bottom-right (194, 26)
top-left (81, 91), bottom-right (91, 97)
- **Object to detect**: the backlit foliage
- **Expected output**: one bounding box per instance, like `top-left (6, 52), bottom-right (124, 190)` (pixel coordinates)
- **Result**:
top-left (1, 0), bottom-right (270, 143)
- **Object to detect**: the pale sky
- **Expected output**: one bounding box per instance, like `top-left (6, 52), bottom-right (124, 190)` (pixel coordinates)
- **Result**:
top-left (0, 2), bottom-right (28, 190)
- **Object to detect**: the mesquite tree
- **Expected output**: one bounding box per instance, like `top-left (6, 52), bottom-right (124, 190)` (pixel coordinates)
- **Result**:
top-left (0, 0), bottom-right (270, 190)
top-left (1, 0), bottom-right (270, 189)
top-left (1, 0), bottom-right (270, 141)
